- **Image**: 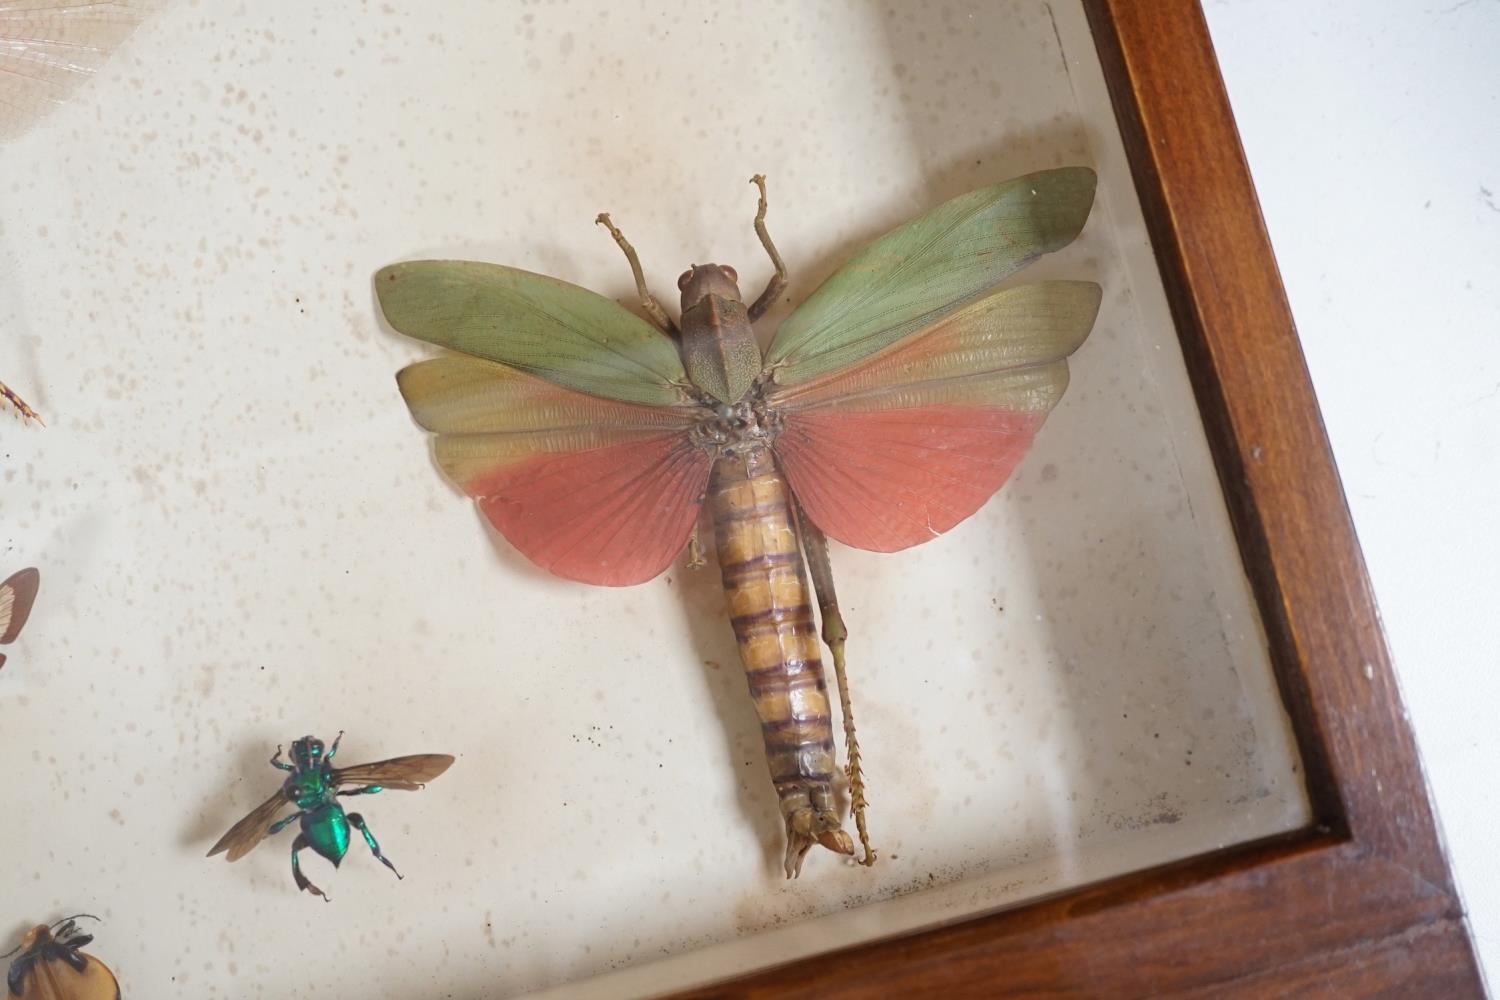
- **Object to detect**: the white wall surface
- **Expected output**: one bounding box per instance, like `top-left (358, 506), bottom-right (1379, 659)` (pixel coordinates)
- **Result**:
top-left (1204, 0), bottom-right (1500, 984)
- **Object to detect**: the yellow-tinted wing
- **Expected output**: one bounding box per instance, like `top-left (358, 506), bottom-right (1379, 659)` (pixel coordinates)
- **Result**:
top-left (333, 754), bottom-right (455, 790)
top-left (206, 788), bottom-right (293, 862)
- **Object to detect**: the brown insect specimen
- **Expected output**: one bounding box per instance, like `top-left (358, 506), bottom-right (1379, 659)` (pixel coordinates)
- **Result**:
top-left (0, 567), bottom-right (41, 671)
top-left (4, 916), bottom-right (119, 1000)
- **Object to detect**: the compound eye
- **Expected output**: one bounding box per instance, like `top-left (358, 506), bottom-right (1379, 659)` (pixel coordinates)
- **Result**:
top-left (677, 268), bottom-right (694, 291)
top-left (720, 265), bottom-right (737, 283)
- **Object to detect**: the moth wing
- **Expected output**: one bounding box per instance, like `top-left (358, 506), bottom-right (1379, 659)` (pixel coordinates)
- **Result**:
top-left (377, 260), bottom-right (690, 408)
top-left (334, 754), bottom-right (456, 788)
top-left (764, 167), bottom-right (1097, 387)
top-left (0, 1), bottom-right (156, 141)
top-left (206, 788), bottom-right (293, 862)
top-left (398, 355), bottom-right (711, 586)
top-left (1, 568), bottom-right (40, 643)
top-left (768, 281), bottom-right (1101, 552)
top-left (12, 952), bottom-right (120, 1000)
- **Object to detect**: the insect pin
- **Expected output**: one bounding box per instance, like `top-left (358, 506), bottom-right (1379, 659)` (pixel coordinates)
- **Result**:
top-left (3, 915), bottom-right (119, 1000)
top-left (0, 568), bottom-right (41, 671)
top-left (379, 169), bottom-right (1099, 876)
top-left (207, 732), bottom-right (454, 900)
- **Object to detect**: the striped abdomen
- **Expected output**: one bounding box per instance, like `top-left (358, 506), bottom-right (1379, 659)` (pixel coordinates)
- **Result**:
top-left (709, 443), bottom-right (854, 876)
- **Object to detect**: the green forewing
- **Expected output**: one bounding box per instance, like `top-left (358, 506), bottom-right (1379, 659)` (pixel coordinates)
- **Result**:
top-left (376, 260), bottom-right (690, 407)
top-left (764, 167), bottom-right (1097, 386)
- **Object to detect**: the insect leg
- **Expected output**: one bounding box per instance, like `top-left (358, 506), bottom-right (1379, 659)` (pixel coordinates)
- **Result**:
top-left (347, 813), bottom-right (403, 880)
top-left (685, 525), bottom-right (706, 570)
top-left (269, 745), bottom-right (294, 772)
top-left (337, 784), bottom-right (384, 797)
top-left (594, 212), bottom-right (681, 337)
top-left (792, 497), bottom-right (876, 867)
top-left (747, 174), bottom-right (788, 322)
top-left (291, 833), bottom-right (329, 901)
top-left (0, 378), bottom-right (42, 424)
top-left (326, 729), bottom-right (345, 761)
top-left (268, 811), bottom-right (302, 836)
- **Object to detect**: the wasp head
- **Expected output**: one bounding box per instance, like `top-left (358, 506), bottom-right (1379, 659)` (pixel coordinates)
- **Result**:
top-left (290, 736), bottom-right (325, 769)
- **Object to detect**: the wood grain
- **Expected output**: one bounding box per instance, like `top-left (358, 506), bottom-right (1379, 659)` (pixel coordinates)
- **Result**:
top-left (663, 1), bottom-right (1481, 995)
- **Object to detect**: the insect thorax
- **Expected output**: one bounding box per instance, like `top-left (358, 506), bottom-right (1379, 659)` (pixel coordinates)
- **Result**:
top-left (690, 394), bottom-right (784, 459)
top-left (285, 767), bottom-right (332, 809)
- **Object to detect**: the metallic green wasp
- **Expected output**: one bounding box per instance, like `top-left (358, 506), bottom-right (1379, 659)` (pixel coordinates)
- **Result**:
top-left (207, 732), bottom-right (454, 900)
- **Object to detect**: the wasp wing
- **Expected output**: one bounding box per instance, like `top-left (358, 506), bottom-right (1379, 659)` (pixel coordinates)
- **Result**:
top-left (206, 788), bottom-right (293, 862)
top-left (764, 167), bottom-right (1097, 388)
top-left (396, 351), bottom-right (710, 587)
top-left (1, 567), bottom-right (40, 643)
top-left (0, 1), bottom-right (156, 142)
top-left (769, 281), bottom-right (1101, 552)
top-left (333, 754), bottom-right (455, 790)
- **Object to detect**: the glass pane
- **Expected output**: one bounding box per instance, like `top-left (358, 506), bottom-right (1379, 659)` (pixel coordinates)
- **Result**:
top-left (0, 1), bottom-right (1309, 996)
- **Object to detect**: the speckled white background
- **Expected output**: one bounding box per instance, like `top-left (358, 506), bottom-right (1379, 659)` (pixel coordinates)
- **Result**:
top-left (0, 2), bottom-right (1307, 996)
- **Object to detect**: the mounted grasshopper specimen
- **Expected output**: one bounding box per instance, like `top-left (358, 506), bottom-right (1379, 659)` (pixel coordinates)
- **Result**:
top-left (379, 169), bottom-right (1100, 876)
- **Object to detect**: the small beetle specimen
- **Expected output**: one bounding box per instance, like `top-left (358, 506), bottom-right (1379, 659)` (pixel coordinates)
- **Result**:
top-left (3, 915), bottom-right (119, 1000)
top-left (208, 732), bottom-right (454, 900)
top-left (0, 567), bottom-right (40, 671)
top-left (380, 169), bottom-right (1099, 875)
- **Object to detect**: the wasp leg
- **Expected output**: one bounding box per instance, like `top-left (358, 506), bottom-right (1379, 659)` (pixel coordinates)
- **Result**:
top-left (595, 212), bottom-right (680, 337)
top-left (268, 811), bottom-right (302, 836)
top-left (291, 833), bottom-right (329, 901)
top-left (269, 745), bottom-right (295, 772)
top-left (348, 812), bottom-right (402, 880)
top-left (326, 729), bottom-right (345, 761)
top-left (337, 785), bottom-right (384, 797)
top-left (747, 174), bottom-right (788, 322)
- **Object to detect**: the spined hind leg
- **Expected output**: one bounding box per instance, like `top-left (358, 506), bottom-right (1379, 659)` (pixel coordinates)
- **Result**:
top-left (348, 812), bottom-right (403, 880)
top-left (291, 833), bottom-right (329, 901)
